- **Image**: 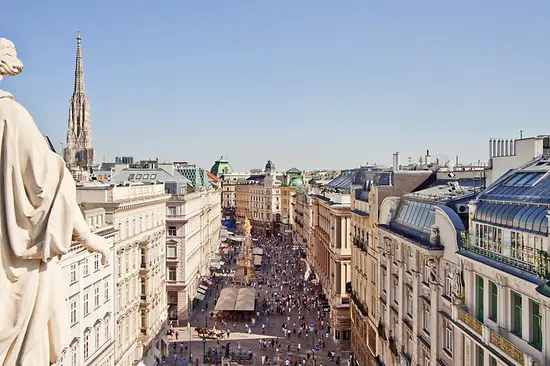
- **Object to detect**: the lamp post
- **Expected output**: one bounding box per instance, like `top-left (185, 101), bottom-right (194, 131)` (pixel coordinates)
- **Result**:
top-left (187, 296), bottom-right (191, 363)
top-left (202, 336), bottom-right (206, 364)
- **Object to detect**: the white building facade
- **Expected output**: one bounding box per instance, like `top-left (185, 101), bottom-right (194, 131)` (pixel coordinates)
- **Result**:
top-left (77, 182), bottom-right (170, 366)
top-left (166, 187), bottom-right (221, 323)
top-left (377, 184), bottom-right (476, 366)
top-left (56, 208), bottom-right (117, 366)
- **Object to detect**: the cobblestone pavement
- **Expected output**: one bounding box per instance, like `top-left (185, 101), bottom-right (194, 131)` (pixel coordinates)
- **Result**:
top-left (160, 234), bottom-right (351, 366)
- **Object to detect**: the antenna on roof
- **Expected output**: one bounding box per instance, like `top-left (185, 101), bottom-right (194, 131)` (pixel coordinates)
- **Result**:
top-left (519, 130), bottom-right (523, 139)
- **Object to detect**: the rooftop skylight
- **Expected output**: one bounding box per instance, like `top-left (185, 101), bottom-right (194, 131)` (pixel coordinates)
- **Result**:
top-left (504, 172), bottom-right (545, 187)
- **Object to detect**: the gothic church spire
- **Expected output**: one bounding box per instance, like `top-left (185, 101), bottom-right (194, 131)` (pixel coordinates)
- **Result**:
top-left (74, 30), bottom-right (85, 94)
top-left (64, 31), bottom-right (94, 170)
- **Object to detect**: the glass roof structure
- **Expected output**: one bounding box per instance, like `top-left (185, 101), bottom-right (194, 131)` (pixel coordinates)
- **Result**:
top-left (480, 171), bottom-right (550, 204)
top-left (474, 202), bottom-right (548, 236)
top-left (395, 200), bottom-right (436, 231)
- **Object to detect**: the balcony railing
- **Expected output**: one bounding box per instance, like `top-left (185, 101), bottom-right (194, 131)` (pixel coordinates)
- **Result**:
top-left (489, 330), bottom-right (527, 365)
top-left (457, 308), bottom-right (483, 336)
top-left (350, 292), bottom-right (368, 317)
top-left (461, 230), bottom-right (550, 279)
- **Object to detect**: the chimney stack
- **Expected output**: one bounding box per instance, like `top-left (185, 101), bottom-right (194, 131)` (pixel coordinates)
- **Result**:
top-left (392, 152), bottom-right (401, 170)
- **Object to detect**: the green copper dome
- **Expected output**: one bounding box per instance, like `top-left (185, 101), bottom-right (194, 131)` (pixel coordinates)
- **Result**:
top-left (290, 177), bottom-right (304, 188)
top-left (211, 156), bottom-right (233, 177)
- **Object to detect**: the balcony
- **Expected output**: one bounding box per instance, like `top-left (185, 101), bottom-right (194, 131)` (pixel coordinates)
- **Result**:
top-left (454, 306), bottom-right (532, 366)
top-left (461, 231), bottom-right (549, 279)
top-left (457, 308), bottom-right (483, 336)
top-left (350, 292), bottom-right (368, 317)
top-left (166, 214), bottom-right (188, 222)
top-left (489, 330), bottom-right (529, 365)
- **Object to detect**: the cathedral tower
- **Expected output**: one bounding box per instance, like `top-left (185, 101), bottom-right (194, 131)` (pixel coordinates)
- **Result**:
top-left (64, 31), bottom-right (94, 167)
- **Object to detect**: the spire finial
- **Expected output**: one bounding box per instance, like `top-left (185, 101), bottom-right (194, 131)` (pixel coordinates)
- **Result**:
top-left (74, 30), bottom-right (85, 94)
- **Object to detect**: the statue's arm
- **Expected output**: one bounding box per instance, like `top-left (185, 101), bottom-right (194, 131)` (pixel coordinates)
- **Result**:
top-left (70, 197), bottom-right (110, 264)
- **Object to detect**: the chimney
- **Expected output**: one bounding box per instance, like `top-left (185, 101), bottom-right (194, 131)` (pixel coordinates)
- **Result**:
top-left (425, 150), bottom-right (431, 165)
top-left (392, 152), bottom-right (400, 170)
top-left (455, 155), bottom-right (459, 166)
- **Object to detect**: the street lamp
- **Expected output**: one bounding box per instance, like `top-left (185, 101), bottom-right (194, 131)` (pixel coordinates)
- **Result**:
top-left (202, 336), bottom-right (206, 364)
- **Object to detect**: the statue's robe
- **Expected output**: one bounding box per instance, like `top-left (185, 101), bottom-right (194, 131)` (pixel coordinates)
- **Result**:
top-left (0, 90), bottom-right (74, 365)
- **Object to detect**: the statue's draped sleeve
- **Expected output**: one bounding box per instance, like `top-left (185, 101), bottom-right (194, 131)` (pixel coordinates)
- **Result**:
top-left (0, 93), bottom-right (74, 280)
top-left (0, 92), bottom-right (73, 365)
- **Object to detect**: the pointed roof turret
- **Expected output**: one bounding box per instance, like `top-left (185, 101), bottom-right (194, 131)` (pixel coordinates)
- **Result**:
top-left (74, 30), bottom-right (85, 94)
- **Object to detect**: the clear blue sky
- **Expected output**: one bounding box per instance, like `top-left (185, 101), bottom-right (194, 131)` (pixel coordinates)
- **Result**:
top-left (3, 1), bottom-right (549, 172)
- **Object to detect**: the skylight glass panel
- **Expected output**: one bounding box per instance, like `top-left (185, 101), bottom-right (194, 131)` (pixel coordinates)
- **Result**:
top-left (505, 173), bottom-right (525, 185)
top-left (515, 173), bottom-right (535, 185)
top-left (524, 172), bottom-right (545, 185)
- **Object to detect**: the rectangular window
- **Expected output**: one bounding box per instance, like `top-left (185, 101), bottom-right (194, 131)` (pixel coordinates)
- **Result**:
top-left (490, 356), bottom-right (497, 366)
top-left (94, 254), bottom-right (100, 272)
top-left (83, 259), bottom-right (89, 277)
top-left (117, 256), bottom-right (121, 277)
top-left (95, 325), bottom-right (100, 350)
top-left (167, 245), bottom-right (177, 257)
top-left (104, 279), bottom-right (109, 302)
top-left (477, 345), bottom-right (484, 366)
top-left (423, 304), bottom-right (430, 333)
top-left (71, 342), bottom-right (77, 366)
top-left (511, 291), bottom-right (522, 337)
top-left (83, 291), bottom-right (89, 316)
top-left (125, 252), bottom-right (129, 273)
top-left (105, 315), bottom-right (110, 340)
top-left (168, 226), bottom-right (177, 236)
top-left (489, 281), bottom-right (498, 322)
top-left (406, 288), bottom-right (413, 316)
top-left (94, 285), bottom-right (100, 308)
top-left (168, 207), bottom-right (176, 215)
top-left (476, 275), bottom-right (484, 321)
top-left (531, 300), bottom-right (542, 349)
top-left (70, 264), bottom-right (77, 284)
top-left (83, 331), bottom-right (89, 359)
top-left (141, 278), bottom-right (146, 295)
top-left (444, 320), bottom-right (453, 355)
top-left (444, 271), bottom-right (452, 298)
top-left (70, 296), bottom-right (78, 325)
top-left (169, 267), bottom-right (177, 281)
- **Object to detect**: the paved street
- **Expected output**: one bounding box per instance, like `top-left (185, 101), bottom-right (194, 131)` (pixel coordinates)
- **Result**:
top-left (161, 233), bottom-right (351, 366)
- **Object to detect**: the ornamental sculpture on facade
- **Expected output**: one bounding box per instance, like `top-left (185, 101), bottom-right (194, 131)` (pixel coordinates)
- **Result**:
top-left (0, 38), bottom-right (110, 366)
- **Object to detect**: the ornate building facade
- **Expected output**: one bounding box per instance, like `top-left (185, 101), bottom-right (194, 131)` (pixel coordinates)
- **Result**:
top-left (235, 160), bottom-right (282, 234)
top-left (455, 158), bottom-right (550, 366)
top-left (64, 32), bottom-right (94, 170)
top-left (350, 170), bottom-right (433, 366)
top-left (377, 182), bottom-right (477, 366)
top-left (56, 208), bottom-right (117, 366)
top-left (77, 182), bottom-right (170, 366)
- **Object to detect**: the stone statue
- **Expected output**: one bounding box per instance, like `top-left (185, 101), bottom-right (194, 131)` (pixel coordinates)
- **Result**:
top-left (0, 38), bottom-right (110, 366)
top-left (427, 258), bottom-right (438, 283)
top-left (452, 266), bottom-right (465, 305)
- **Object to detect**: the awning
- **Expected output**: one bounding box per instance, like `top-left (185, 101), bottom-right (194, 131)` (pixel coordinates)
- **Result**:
top-left (195, 293), bottom-right (205, 301)
top-left (214, 287), bottom-right (256, 312)
top-left (253, 256), bottom-right (262, 266)
top-left (197, 287), bottom-right (206, 295)
top-left (234, 288), bottom-right (256, 311)
top-left (204, 279), bottom-right (213, 286)
top-left (199, 284), bottom-right (208, 291)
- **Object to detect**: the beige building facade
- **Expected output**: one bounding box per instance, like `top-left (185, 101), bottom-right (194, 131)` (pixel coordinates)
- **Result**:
top-left (77, 182), bottom-right (170, 366)
top-left (311, 193), bottom-right (353, 347)
top-left (350, 170), bottom-right (432, 366)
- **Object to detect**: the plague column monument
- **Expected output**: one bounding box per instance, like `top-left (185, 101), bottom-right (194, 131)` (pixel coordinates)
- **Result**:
top-left (0, 38), bottom-right (109, 365)
top-left (235, 218), bottom-right (254, 284)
